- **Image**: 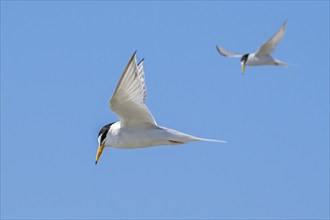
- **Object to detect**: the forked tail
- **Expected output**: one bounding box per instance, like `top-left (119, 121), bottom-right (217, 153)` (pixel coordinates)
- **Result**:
top-left (197, 137), bottom-right (227, 143)
top-left (160, 126), bottom-right (227, 144)
top-left (274, 59), bottom-right (288, 66)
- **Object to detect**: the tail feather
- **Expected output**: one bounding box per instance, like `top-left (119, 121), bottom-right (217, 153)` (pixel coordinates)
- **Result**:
top-left (196, 137), bottom-right (227, 143)
top-left (274, 59), bottom-right (288, 66)
top-left (160, 126), bottom-right (227, 144)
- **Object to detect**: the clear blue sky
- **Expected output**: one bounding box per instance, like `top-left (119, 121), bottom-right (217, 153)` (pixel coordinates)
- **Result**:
top-left (1, 1), bottom-right (329, 219)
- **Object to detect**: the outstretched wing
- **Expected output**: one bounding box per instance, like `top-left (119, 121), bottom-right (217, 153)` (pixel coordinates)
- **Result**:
top-left (216, 45), bottom-right (242, 58)
top-left (109, 51), bottom-right (156, 128)
top-left (255, 20), bottom-right (287, 57)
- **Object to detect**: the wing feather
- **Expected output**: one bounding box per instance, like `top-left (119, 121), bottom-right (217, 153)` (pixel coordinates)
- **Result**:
top-left (255, 20), bottom-right (287, 57)
top-left (216, 45), bottom-right (242, 58)
top-left (110, 52), bottom-right (156, 127)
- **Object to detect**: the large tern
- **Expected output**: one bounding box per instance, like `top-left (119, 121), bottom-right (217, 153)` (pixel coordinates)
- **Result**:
top-left (95, 51), bottom-right (226, 164)
top-left (216, 20), bottom-right (288, 74)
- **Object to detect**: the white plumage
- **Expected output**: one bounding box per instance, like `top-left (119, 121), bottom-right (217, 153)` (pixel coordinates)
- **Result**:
top-left (217, 20), bottom-right (288, 73)
top-left (95, 51), bottom-right (225, 164)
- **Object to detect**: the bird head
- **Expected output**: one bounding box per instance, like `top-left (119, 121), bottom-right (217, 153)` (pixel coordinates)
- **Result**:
top-left (240, 54), bottom-right (249, 74)
top-left (95, 123), bottom-right (114, 164)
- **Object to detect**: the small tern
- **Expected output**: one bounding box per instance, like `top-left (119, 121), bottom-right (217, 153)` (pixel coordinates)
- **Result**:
top-left (216, 20), bottom-right (288, 74)
top-left (95, 51), bottom-right (226, 164)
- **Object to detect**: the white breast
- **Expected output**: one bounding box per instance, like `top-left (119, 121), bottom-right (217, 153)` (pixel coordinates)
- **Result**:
top-left (104, 124), bottom-right (169, 149)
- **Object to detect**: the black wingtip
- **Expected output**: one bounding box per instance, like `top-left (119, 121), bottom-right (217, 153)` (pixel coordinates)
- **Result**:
top-left (95, 161), bottom-right (98, 165)
top-left (283, 20), bottom-right (287, 28)
top-left (216, 45), bottom-right (222, 54)
top-left (128, 51), bottom-right (138, 65)
top-left (138, 58), bottom-right (145, 66)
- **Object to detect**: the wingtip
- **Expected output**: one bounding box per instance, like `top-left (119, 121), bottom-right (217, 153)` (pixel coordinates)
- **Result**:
top-left (129, 50), bottom-right (138, 64)
top-left (138, 58), bottom-right (145, 66)
top-left (216, 45), bottom-right (222, 55)
top-left (132, 50), bottom-right (138, 59)
top-left (282, 20), bottom-right (287, 29)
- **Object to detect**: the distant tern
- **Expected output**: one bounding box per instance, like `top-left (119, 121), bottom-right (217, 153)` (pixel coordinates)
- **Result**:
top-left (216, 20), bottom-right (288, 74)
top-left (95, 51), bottom-right (226, 164)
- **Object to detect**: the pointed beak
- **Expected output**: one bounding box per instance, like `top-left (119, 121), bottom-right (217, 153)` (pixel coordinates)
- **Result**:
top-left (241, 63), bottom-right (246, 74)
top-left (95, 143), bottom-right (105, 165)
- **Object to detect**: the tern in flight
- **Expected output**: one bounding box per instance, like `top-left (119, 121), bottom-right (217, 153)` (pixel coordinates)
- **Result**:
top-left (95, 51), bottom-right (226, 164)
top-left (217, 20), bottom-right (288, 74)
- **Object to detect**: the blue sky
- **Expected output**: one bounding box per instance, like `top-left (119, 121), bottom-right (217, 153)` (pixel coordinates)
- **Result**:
top-left (1, 1), bottom-right (329, 219)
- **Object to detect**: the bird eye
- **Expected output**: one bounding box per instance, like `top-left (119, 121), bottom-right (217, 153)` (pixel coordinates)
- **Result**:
top-left (100, 132), bottom-right (107, 144)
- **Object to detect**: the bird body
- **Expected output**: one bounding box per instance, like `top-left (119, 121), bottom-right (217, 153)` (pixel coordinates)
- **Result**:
top-left (101, 122), bottom-right (222, 149)
top-left (216, 20), bottom-right (288, 73)
top-left (243, 53), bottom-right (287, 66)
top-left (95, 51), bottom-right (225, 164)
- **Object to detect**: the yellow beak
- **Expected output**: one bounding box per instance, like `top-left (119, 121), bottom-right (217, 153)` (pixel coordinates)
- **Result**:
top-left (95, 143), bottom-right (105, 165)
top-left (241, 63), bottom-right (246, 74)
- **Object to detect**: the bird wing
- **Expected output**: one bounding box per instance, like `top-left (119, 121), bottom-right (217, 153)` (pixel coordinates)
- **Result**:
top-left (216, 45), bottom-right (242, 58)
top-left (109, 51), bottom-right (157, 128)
top-left (255, 20), bottom-right (287, 57)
